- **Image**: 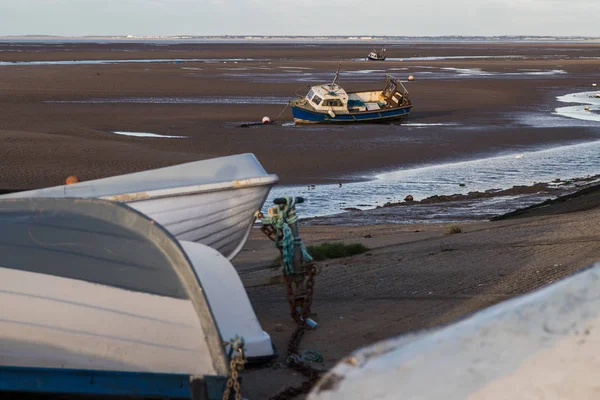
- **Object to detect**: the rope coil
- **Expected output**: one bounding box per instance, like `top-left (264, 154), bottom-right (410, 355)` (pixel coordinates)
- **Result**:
top-left (258, 196), bottom-right (312, 274)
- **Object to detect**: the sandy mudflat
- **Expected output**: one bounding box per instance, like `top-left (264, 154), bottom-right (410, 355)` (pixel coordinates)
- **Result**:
top-left (1, 41), bottom-right (600, 188)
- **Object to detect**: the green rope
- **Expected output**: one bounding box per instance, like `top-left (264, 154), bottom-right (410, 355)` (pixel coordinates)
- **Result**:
top-left (301, 350), bottom-right (323, 363)
top-left (260, 196), bottom-right (312, 275)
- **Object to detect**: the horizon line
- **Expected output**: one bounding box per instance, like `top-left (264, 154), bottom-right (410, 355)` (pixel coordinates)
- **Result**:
top-left (2, 34), bottom-right (600, 39)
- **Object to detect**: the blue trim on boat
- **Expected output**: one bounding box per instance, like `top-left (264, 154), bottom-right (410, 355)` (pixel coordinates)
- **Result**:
top-left (291, 104), bottom-right (412, 123)
top-left (0, 366), bottom-right (226, 399)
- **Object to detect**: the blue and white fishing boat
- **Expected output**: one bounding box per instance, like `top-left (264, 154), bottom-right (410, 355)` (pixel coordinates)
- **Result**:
top-left (290, 69), bottom-right (412, 124)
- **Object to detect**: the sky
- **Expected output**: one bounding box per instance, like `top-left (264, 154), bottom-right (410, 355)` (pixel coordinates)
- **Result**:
top-left (1, 0), bottom-right (600, 37)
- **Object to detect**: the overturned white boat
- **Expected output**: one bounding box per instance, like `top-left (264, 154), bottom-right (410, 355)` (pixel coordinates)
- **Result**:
top-left (309, 262), bottom-right (600, 399)
top-left (1, 153), bottom-right (278, 260)
top-left (0, 198), bottom-right (274, 399)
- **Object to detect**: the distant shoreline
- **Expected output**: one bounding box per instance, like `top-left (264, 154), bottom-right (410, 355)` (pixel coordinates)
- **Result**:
top-left (2, 35), bottom-right (600, 43)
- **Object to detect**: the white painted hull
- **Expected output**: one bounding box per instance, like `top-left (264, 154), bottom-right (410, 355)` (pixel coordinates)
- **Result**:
top-left (0, 154), bottom-right (279, 260)
top-left (126, 183), bottom-right (272, 261)
top-left (180, 241), bottom-right (275, 360)
top-left (310, 262), bottom-right (600, 400)
top-left (0, 267), bottom-right (215, 376)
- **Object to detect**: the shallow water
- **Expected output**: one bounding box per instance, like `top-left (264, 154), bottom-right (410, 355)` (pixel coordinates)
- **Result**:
top-left (110, 131), bottom-right (187, 138)
top-left (46, 96), bottom-right (289, 105)
top-left (267, 140), bottom-right (600, 218)
top-left (223, 67), bottom-right (567, 84)
top-left (265, 92), bottom-right (600, 222)
top-left (355, 55), bottom-right (594, 62)
top-left (555, 91), bottom-right (600, 122)
top-left (0, 58), bottom-right (263, 66)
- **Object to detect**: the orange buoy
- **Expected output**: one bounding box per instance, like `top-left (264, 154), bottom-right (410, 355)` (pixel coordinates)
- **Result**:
top-left (65, 175), bottom-right (79, 185)
top-left (408, 75), bottom-right (415, 81)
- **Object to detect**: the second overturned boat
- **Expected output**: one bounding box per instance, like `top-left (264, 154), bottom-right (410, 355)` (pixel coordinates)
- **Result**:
top-left (0, 153), bottom-right (278, 261)
top-left (290, 69), bottom-right (412, 124)
top-left (0, 197), bottom-right (274, 398)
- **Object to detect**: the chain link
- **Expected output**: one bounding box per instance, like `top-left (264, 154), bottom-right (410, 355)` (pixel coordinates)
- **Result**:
top-left (256, 201), bottom-right (323, 400)
top-left (222, 346), bottom-right (245, 400)
top-left (267, 265), bottom-right (322, 400)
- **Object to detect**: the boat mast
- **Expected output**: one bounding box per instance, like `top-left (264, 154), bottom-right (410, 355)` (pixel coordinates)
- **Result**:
top-left (330, 63), bottom-right (341, 88)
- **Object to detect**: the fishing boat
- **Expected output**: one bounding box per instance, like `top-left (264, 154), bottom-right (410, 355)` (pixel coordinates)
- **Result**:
top-left (308, 260), bottom-right (600, 399)
top-left (290, 69), bottom-right (412, 124)
top-left (367, 48), bottom-right (386, 61)
top-left (0, 153), bottom-right (279, 261)
top-left (0, 198), bottom-right (238, 399)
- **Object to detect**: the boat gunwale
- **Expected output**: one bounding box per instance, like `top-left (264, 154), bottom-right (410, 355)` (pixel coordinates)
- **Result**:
top-left (101, 175), bottom-right (279, 203)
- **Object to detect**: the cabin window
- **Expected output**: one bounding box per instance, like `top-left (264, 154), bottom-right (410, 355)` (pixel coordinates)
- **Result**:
top-left (307, 89), bottom-right (315, 100)
top-left (322, 99), bottom-right (343, 107)
top-left (312, 95), bottom-right (323, 106)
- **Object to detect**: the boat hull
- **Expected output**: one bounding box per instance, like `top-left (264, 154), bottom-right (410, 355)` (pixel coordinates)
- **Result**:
top-left (292, 104), bottom-right (412, 124)
top-left (180, 241), bottom-right (275, 361)
top-left (0, 154), bottom-right (278, 261)
top-left (124, 182), bottom-right (273, 261)
top-left (0, 267), bottom-right (214, 375)
top-left (0, 198), bottom-right (231, 398)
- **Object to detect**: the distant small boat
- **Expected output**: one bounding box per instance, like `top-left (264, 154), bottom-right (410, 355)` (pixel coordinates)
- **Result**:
top-left (367, 48), bottom-right (386, 61)
top-left (0, 153), bottom-right (278, 261)
top-left (290, 68), bottom-right (413, 124)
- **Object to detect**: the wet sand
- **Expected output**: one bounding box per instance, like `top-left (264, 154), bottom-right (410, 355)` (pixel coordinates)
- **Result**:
top-left (1, 41), bottom-right (600, 189)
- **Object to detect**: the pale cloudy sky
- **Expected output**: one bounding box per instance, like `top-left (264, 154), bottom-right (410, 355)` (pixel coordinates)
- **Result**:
top-left (1, 0), bottom-right (599, 36)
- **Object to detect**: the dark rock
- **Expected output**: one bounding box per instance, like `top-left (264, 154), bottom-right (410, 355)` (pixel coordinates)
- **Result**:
top-left (404, 195), bottom-right (414, 202)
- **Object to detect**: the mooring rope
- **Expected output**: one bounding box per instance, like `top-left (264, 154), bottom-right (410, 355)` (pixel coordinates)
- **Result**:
top-left (258, 196), bottom-right (312, 274)
top-left (275, 102), bottom-right (290, 120)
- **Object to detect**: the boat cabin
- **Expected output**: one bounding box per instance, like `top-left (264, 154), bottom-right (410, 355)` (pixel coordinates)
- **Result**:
top-left (302, 75), bottom-right (409, 115)
top-left (305, 84), bottom-right (349, 114)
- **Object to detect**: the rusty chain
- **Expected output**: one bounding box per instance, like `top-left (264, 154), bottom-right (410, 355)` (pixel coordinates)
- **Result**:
top-left (267, 264), bottom-right (323, 400)
top-left (222, 343), bottom-right (245, 400)
top-left (256, 204), bottom-right (324, 399)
